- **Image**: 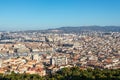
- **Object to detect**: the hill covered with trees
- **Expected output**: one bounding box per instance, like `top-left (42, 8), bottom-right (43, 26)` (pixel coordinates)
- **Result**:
top-left (0, 67), bottom-right (120, 80)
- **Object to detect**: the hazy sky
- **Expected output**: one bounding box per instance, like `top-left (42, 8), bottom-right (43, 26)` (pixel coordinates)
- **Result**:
top-left (0, 0), bottom-right (120, 31)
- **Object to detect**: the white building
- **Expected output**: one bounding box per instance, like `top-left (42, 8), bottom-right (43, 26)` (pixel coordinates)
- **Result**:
top-left (50, 56), bottom-right (67, 66)
top-left (0, 59), bottom-right (3, 67)
top-left (30, 54), bottom-right (41, 62)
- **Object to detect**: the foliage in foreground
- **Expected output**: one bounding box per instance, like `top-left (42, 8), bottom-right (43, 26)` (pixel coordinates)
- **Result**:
top-left (0, 67), bottom-right (120, 80)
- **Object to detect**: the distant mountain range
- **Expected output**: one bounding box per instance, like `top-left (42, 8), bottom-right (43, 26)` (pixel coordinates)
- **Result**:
top-left (17, 26), bottom-right (120, 33)
top-left (48, 26), bottom-right (120, 33)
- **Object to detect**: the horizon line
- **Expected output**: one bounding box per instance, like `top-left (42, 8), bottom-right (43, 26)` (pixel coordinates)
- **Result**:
top-left (0, 25), bottom-right (120, 32)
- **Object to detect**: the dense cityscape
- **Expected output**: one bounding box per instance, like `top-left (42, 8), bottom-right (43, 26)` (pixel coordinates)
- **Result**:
top-left (1, 0), bottom-right (120, 79)
top-left (0, 27), bottom-right (119, 79)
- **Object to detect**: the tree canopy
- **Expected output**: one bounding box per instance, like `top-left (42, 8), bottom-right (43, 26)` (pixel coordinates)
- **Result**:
top-left (0, 67), bottom-right (120, 80)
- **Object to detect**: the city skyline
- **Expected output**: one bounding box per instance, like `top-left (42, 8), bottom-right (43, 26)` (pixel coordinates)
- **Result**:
top-left (0, 0), bottom-right (120, 31)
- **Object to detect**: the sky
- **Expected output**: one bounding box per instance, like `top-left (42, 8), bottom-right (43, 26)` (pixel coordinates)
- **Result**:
top-left (0, 0), bottom-right (120, 31)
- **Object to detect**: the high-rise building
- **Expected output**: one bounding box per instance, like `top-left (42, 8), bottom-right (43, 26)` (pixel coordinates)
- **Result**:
top-left (0, 59), bottom-right (3, 67)
top-left (30, 54), bottom-right (41, 62)
top-left (50, 56), bottom-right (67, 66)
